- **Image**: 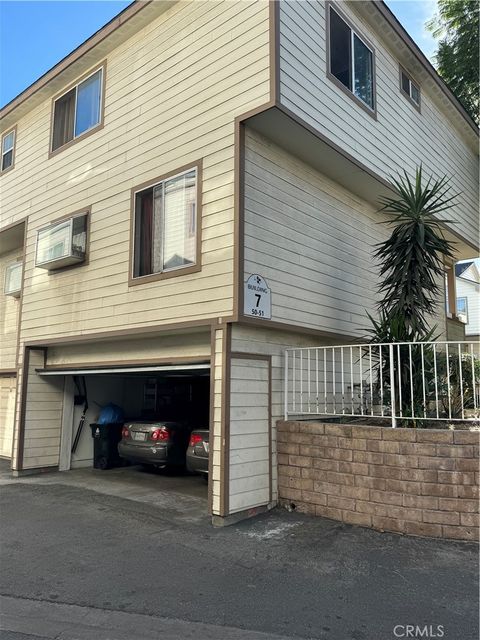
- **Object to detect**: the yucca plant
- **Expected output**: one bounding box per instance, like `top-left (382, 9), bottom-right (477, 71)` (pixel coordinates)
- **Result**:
top-left (374, 166), bottom-right (457, 339)
top-left (368, 167), bottom-right (458, 425)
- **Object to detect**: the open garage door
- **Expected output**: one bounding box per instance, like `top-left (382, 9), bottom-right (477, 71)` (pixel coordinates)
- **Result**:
top-left (36, 363), bottom-right (210, 472)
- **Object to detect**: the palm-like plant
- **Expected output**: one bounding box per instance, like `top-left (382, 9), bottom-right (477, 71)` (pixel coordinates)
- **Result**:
top-left (375, 166), bottom-right (457, 339)
top-left (368, 167), bottom-right (458, 425)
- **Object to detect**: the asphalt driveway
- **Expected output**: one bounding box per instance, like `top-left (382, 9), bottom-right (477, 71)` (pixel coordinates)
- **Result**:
top-left (0, 465), bottom-right (478, 640)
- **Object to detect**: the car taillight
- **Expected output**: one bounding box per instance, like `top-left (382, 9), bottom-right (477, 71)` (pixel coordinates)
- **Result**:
top-left (151, 427), bottom-right (170, 441)
top-left (189, 434), bottom-right (203, 447)
top-left (122, 427), bottom-right (130, 438)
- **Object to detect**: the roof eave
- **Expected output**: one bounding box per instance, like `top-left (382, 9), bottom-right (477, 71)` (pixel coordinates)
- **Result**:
top-left (375, 1), bottom-right (478, 136)
top-left (0, 0), bottom-right (152, 122)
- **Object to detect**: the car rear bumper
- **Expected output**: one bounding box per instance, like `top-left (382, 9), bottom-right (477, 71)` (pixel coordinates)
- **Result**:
top-left (186, 453), bottom-right (209, 474)
top-left (118, 441), bottom-right (169, 466)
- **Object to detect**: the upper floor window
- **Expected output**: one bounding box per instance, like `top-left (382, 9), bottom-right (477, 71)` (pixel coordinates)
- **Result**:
top-left (51, 66), bottom-right (104, 153)
top-left (132, 166), bottom-right (200, 282)
top-left (400, 67), bottom-right (421, 109)
top-left (1, 128), bottom-right (16, 173)
top-left (328, 5), bottom-right (375, 112)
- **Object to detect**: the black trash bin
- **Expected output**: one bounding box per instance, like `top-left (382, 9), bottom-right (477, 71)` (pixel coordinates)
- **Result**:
top-left (90, 423), bottom-right (124, 470)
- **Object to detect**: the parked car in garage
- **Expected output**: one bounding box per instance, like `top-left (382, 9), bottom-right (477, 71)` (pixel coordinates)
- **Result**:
top-left (118, 420), bottom-right (193, 469)
top-left (186, 430), bottom-right (209, 477)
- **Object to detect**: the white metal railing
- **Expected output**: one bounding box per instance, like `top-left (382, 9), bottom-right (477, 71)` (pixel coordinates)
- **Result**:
top-left (284, 341), bottom-right (480, 427)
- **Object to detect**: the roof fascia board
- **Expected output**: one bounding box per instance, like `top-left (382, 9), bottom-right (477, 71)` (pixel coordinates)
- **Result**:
top-left (373, 1), bottom-right (478, 135)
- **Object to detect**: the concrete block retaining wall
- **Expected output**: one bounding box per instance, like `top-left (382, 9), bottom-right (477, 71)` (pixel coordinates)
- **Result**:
top-left (277, 421), bottom-right (479, 541)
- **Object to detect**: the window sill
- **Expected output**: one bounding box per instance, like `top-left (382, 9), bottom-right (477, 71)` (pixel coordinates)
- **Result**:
top-left (399, 88), bottom-right (421, 114)
top-left (326, 72), bottom-right (377, 120)
top-left (0, 163), bottom-right (15, 176)
top-left (48, 122), bottom-right (104, 159)
top-left (128, 263), bottom-right (201, 287)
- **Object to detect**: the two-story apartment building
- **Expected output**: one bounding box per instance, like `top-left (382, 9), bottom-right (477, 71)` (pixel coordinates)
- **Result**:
top-left (1, 0), bottom-right (478, 524)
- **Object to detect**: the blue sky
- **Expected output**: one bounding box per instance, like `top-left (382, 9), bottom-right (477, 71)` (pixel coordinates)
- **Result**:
top-left (0, 1), bottom-right (439, 108)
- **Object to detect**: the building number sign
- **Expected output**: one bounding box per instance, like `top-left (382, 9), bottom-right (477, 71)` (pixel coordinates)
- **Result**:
top-left (244, 274), bottom-right (271, 319)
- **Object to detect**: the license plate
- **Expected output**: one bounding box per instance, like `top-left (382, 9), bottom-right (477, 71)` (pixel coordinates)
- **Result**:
top-left (203, 442), bottom-right (209, 453)
top-left (133, 432), bottom-right (147, 441)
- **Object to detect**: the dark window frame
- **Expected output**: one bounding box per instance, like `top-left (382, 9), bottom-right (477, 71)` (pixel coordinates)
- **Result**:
top-left (326, 2), bottom-right (377, 119)
top-left (399, 66), bottom-right (421, 112)
top-left (49, 63), bottom-right (106, 158)
top-left (129, 161), bottom-right (203, 287)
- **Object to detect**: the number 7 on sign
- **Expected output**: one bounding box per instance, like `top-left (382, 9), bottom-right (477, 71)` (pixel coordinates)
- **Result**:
top-left (255, 294), bottom-right (261, 308)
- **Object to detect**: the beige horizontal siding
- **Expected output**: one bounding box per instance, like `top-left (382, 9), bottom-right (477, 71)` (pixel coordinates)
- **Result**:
top-left (46, 332), bottom-right (211, 366)
top-left (21, 350), bottom-right (65, 469)
top-left (2, 0), bottom-right (270, 345)
top-left (228, 357), bottom-right (270, 513)
top-left (279, 0), bottom-right (479, 248)
top-left (231, 324), bottom-right (336, 504)
top-left (244, 128), bottom-right (395, 335)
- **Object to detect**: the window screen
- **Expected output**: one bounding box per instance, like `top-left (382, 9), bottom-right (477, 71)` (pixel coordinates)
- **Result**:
top-left (353, 34), bottom-right (373, 107)
top-left (401, 70), bottom-right (420, 106)
top-left (134, 168), bottom-right (197, 278)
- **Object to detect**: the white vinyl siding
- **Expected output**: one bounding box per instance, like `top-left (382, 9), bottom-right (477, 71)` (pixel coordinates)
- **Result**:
top-left (278, 0), bottom-right (478, 248)
top-left (456, 276), bottom-right (480, 337)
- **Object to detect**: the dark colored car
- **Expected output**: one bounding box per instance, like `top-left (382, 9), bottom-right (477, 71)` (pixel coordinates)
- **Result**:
top-left (118, 420), bottom-right (192, 469)
top-left (186, 430), bottom-right (209, 477)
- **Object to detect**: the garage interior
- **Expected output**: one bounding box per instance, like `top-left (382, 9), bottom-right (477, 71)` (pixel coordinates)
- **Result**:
top-left (37, 364), bottom-right (210, 501)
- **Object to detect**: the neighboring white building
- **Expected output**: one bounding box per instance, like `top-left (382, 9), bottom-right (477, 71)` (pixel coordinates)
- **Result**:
top-left (456, 261), bottom-right (480, 339)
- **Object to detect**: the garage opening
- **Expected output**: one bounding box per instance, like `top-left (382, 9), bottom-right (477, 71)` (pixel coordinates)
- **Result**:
top-left (37, 363), bottom-right (210, 503)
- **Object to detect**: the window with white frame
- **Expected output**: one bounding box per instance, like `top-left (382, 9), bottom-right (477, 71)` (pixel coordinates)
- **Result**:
top-left (1, 129), bottom-right (15, 172)
top-left (400, 68), bottom-right (420, 108)
top-left (328, 6), bottom-right (374, 110)
top-left (456, 297), bottom-right (468, 323)
top-left (51, 67), bottom-right (103, 152)
top-left (133, 168), bottom-right (198, 278)
top-left (36, 214), bottom-right (88, 269)
top-left (4, 261), bottom-right (22, 297)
